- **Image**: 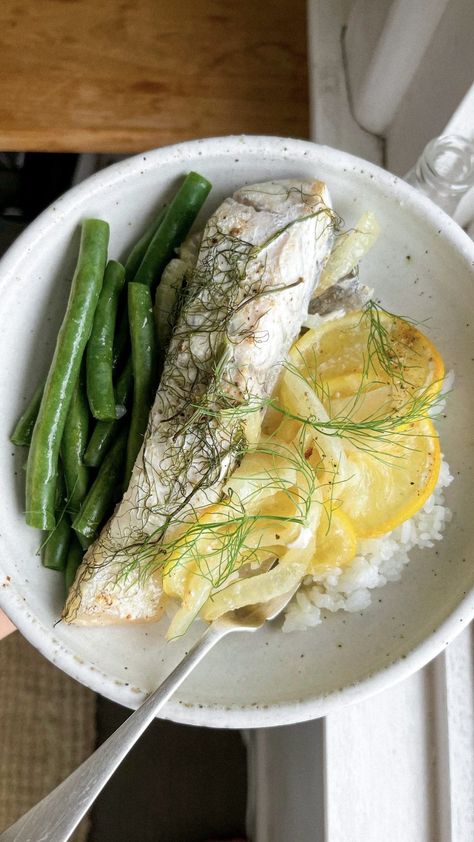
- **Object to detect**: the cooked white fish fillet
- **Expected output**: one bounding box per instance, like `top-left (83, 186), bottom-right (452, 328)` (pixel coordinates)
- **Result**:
top-left (64, 178), bottom-right (335, 625)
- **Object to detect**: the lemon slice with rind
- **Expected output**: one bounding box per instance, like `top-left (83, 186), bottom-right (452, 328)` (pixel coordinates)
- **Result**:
top-left (340, 419), bottom-right (441, 538)
top-left (290, 307), bottom-right (445, 420)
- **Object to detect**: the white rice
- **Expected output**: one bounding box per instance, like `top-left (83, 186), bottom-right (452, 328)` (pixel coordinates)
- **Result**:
top-left (282, 456), bottom-right (453, 632)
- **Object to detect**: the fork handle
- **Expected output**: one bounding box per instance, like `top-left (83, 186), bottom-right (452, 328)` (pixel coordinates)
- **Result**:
top-left (0, 623), bottom-right (229, 842)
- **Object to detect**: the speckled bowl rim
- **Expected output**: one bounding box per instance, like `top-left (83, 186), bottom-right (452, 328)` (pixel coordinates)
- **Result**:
top-left (1, 135), bottom-right (473, 728)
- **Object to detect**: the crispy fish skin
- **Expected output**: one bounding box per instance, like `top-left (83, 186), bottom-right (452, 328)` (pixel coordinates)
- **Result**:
top-left (64, 178), bottom-right (335, 625)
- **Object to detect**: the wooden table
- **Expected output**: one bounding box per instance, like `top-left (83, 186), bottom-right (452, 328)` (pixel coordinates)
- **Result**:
top-left (0, 0), bottom-right (308, 152)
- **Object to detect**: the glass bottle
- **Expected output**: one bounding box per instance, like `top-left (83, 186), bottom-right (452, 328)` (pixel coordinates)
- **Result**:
top-left (405, 134), bottom-right (474, 216)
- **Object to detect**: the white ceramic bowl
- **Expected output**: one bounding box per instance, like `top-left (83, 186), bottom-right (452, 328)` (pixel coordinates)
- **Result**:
top-left (0, 136), bottom-right (473, 728)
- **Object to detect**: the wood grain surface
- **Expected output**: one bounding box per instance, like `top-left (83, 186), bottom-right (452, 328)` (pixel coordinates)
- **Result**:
top-left (0, 0), bottom-right (308, 152)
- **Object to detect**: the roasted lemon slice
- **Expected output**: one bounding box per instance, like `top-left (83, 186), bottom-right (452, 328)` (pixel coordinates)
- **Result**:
top-left (290, 306), bottom-right (445, 418)
top-left (340, 419), bottom-right (441, 538)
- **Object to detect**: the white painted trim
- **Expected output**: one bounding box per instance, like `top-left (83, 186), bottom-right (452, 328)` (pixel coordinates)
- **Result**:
top-left (433, 626), bottom-right (474, 841)
top-left (306, 0), bottom-right (382, 162)
top-left (446, 82), bottom-right (474, 229)
top-left (444, 82), bottom-right (474, 140)
top-left (345, 0), bottom-right (450, 135)
top-left (248, 625), bottom-right (474, 842)
top-left (245, 724), bottom-right (325, 842)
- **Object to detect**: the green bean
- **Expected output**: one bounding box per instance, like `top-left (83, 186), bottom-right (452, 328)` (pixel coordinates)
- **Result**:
top-left (42, 474), bottom-right (71, 571)
top-left (61, 369), bottom-right (90, 516)
top-left (65, 536), bottom-right (84, 591)
top-left (111, 173), bottom-right (209, 418)
top-left (73, 427), bottom-right (128, 539)
top-left (132, 172), bottom-right (211, 293)
top-left (42, 513), bottom-right (71, 571)
top-left (10, 381), bottom-right (44, 446)
top-left (77, 532), bottom-right (94, 551)
top-left (25, 219), bottom-right (109, 530)
top-left (87, 260), bottom-right (125, 420)
top-left (112, 208), bottom-right (167, 369)
top-left (125, 207), bottom-right (166, 283)
top-left (111, 307), bottom-right (130, 370)
top-left (124, 283), bottom-right (156, 486)
top-left (83, 359), bottom-right (133, 468)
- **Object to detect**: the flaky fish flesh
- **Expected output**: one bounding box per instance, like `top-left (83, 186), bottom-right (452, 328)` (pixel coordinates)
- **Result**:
top-left (64, 178), bottom-right (336, 625)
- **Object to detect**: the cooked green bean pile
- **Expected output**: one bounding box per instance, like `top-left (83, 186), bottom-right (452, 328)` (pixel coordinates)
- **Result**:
top-left (12, 171), bottom-right (212, 592)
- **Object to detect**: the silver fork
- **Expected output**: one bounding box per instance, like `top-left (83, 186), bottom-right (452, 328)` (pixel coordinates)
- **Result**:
top-left (0, 584), bottom-right (300, 842)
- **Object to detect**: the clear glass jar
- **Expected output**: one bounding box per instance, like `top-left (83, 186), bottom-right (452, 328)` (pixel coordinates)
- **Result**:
top-left (405, 135), bottom-right (474, 216)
